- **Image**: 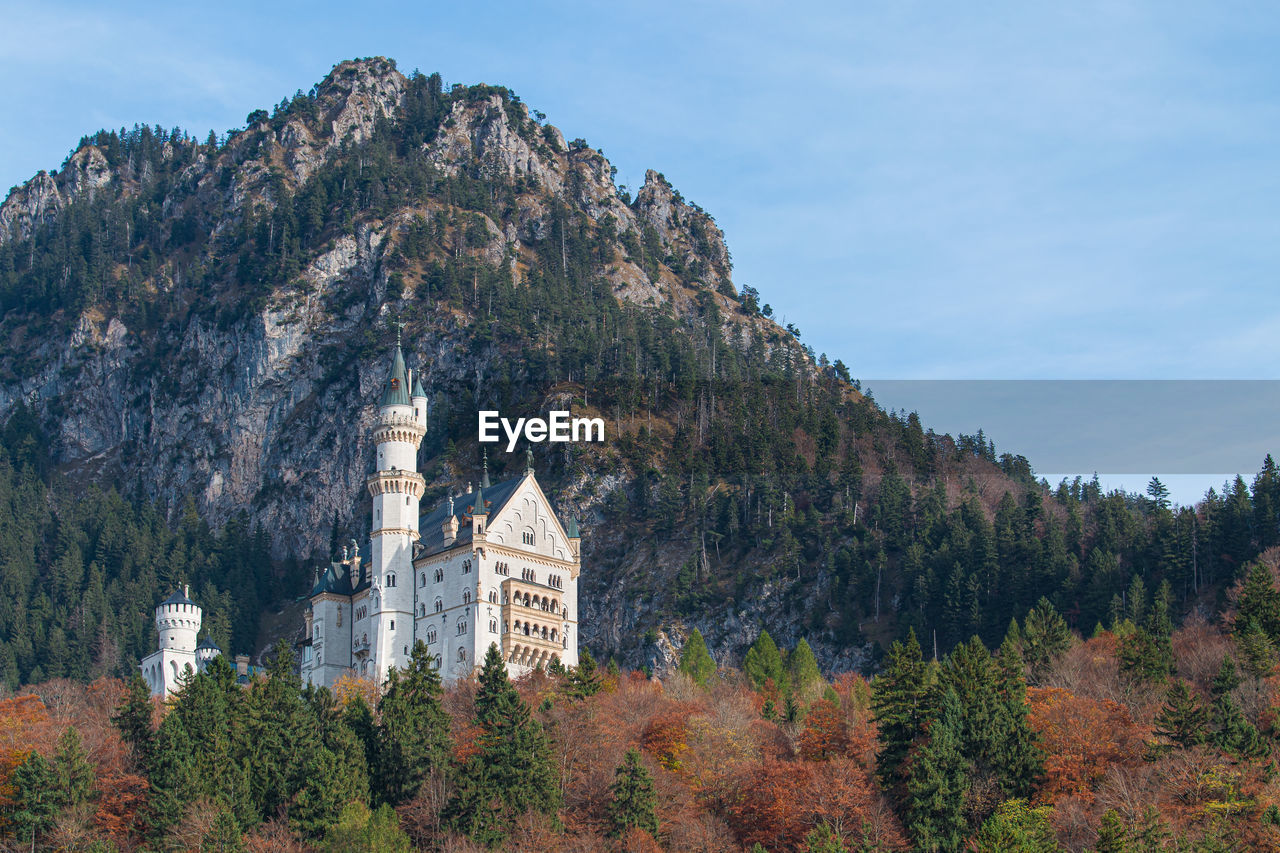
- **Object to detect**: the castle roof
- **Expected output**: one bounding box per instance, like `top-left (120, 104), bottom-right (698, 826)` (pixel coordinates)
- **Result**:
top-left (416, 473), bottom-right (525, 557)
top-left (160, 588), bottom-right (197, 607)
top-left (309, 553), bottom-right (371, 598)
top-left (380, 345), bottom-right (410, 407)
top-left (197, 636), bottom-right (221, 651)
top-left (411, 371), bottom-right (426, 399)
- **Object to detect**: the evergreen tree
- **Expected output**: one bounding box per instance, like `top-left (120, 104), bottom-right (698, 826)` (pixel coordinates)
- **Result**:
top-left (146, 709), bottom-right (198, 832)
top-left (201, 806), bottom-right (245, 853)
top-left (677, 628), bottom-right (716, 686)
top-left (375, 641), bottom-right (450, 805)
top-left (1210, 657), bottom-right (1241, 697)
top-left (319, 802), bottom-right (412, 853)
top-left (743, 630), bottom-right (789, 695)
top-left (1020, 598), bottom-right (1072, 681)
top-left (606, 747), bottom-right (659, 838)
top-left (1211, 694), bottom-right (1270, 759)
top-left (241, 641), bottom-right (312, 820)
top-left (1093, 809), bottom-right (1128, 853)
top-left (788, 638), bottom-right (823, 697)
top-left (972, 799), bottom-right (1061, 851)
top-left (1237, 621), bottom-right (1278, 679)
top-left (904, 688), bottom-right (968, 853)
top-left (292, 746), bottom-right (368, 841)
top-left (1236, 563), bottom-right (1280, 641)
top-left (52, 725), bottom-right (95, 807)
top-left (444, 644), bottom-right (562, 845)
top-left (565, 648), bottom-right (603, 699)
top-left (1151, 681), bottom-right (1208, 750)
top-left (9, 751), bottom-right (58, 847)
top-left (872, 628), bottom-right (937, 790)
top-left (112, 670), bottom-right (155, 771)
top-left (804, 821), bottom-right (849, 853)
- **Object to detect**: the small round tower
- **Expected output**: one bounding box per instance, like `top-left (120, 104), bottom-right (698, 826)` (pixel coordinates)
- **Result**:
top-left (195, 635), bottom-right (221, 668)
top-left (156, 585), bottom-right (201, 653)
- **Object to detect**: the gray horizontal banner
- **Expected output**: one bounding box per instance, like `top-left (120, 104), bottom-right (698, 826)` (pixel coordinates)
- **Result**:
top-left (862, 380), bottom-right (1279, 475)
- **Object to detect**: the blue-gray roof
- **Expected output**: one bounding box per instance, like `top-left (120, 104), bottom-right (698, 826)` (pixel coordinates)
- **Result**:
top-left (197, 636), bottom-right (221, 651)
top-left (380, 346), bottom-right (410, 407)
top-left (417, 474), bottom-right (525, 557)
top-left (412, 372), bottom-right (426, 398)
top-left (161, 588), bottom-right (196, 607)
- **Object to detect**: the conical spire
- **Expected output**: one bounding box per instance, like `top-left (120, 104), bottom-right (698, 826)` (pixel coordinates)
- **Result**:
top-left (473, 453), bottom-right (488, 516)
top-left (380, 342), bottom-right (410, 407)
top-left (411, 368), bottom-right (426, 399)
top-left (567, 516), bottom-right (580, 538)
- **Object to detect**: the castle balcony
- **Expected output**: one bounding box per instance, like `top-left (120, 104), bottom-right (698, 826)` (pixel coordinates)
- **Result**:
top-left (502, 632), bottom-right (564, 670)
top-left (353, 635), bottom-right (372, 657)
top-left (500, 578), bottom-right (563, 617)
top-left (366, 469), bottom-right (426, 498)
top-left (373, 412), bottom-right (426, 446)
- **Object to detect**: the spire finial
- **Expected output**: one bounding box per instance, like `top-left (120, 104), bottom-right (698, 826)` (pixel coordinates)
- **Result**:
top-left (525, 447), bottom-right (534, 475)
top-left (448, 493), bottom-right (455, 515)
top-left (393, 318), bottom-right (405, 348)
top-left (482, 449), bottom-right (491, 489)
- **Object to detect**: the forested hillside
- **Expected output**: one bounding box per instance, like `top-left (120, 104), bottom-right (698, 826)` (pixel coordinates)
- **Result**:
top-left (0, 56), bottom-right (1277, 683)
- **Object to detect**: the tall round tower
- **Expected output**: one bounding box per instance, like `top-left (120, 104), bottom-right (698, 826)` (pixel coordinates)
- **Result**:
top-left (366, 340), bottom-right (426, 679)
top-left (155, 585), bottom-right (201, 653)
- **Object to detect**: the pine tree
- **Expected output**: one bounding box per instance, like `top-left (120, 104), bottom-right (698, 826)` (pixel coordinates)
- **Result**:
top-left (1210, 657), bottom-right (1241, 697)
top-left (375, 641), bottom-right (450, 805)
top-left (743, 630), bottom-right (789, 696)
top-left (804, 821), bottom-right (849, 853)
top-left (788, 638), bottom-right (823, 697)
top-left (52, 725), bottom-right (95, 807)
top-left (1093, 809), bottom-right (1128, 853)
top-left (1237, 621), bottom-right (1278, 679)
top-left (111, 669), bottom-right (155, 771)
top-left (1212, 694), bottom-right (1270, 759)
top-left (319, 802), bottom-right (412, 853)
top-left (565, 648), bottom-right (603, 699)
top-left (1151, 681), bottom-right (1208, 750)
top-left (904, 688), bottom-right (968, 853)
top-left (292, 746), bottom-right (368, 840)
top-left (872, 628), bottom-right (937, 790)
top-left (146, 709), bottom-right (198, 832)
top-left (1020, 598), bottom-right (1071, 681)
top-left (10, 751), bottom-right (59, 848)
top-left (444, 644), bottom-right (562, 845)
top-left (678, 629), bottom-right (716, 686)
top-left (1236, 563), bottom-right (1280, 641)
top-left (606, 748), bottom-right (659, 838)
top-left (201, 805), bottom-right (245, 853)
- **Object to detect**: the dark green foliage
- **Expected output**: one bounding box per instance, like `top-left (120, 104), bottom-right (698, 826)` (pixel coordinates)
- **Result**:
top-left (1211, 694), bottom-right (1270, 760)
top-left (9, 750), bottom-right (59, 846)
top-left (971, 799), bottom-right (1061, 851)
top-left (1019, 598), bottom-right (1072, 682)
top-left (606, 748), bottom-right (659, 838)
top-left (804, 821), bottom-right (848, 852)
top-left (1237, 563), bottom-right (1280, 642)
top-left (444, 644), bottom-right (562, 845)
top-left (52, 725), bottom-right (96, 807)
top-left (678, 628), bottom-right (716, 685)
top-left (1094, 809), bottom-right (1127, 853)
top-left (904, 688), bottom-right (968, 853)
top-left (743, 630), bottom-right (788, 695)
top-left (565, 649), bottom-right (604, 699)
top-left (111, 670), bottom-right (155, 771)
top-left (1151, 681), bottom-right (1209, 750)
top-left (872, 629), bottom-right (936, 790)
top-left (374, 641), bottom-right (450, 805)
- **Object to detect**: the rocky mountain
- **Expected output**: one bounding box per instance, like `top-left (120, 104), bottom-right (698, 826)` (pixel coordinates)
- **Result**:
top-left (4, 57), bottom-right (1183, 676)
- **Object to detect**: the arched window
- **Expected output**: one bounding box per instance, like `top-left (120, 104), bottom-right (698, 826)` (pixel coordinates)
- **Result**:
top-left (489, 618), bottom-right (498, 633)
top-left (457, 648), bottom-right (467, 663)
top-left (489, 589), bottom-right (497, 603)
top-left (457, 620), bottom-right (468, 635)
top-left (463, 590), bottom-right (471, 605)
top-left (428, 628), bottom-right (437, 643)
top-left (418, 604), bottom-right (426, 617)
top-left (386, 573), bottom-right (396, 588)
top-left (434, 598), bottom-right (442, 613)
top-left (434, 568), bottom-right (443, 583)
top-left (551, 628), bottom-right (558, 641)
top-left (420, 573), bottom-right (426, 586)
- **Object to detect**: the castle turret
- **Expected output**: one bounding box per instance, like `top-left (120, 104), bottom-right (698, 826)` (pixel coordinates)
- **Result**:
top-left (411, 368), bottom-right (428, 430)
top-left (366, 339), bottom-right (427, 680)
top-left (155, 585), bottom-right (201, 653)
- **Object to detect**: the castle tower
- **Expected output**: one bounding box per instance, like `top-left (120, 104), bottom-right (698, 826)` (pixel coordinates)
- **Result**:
top-left (366, 340), bottom-right (426, 681)
top-left (141, 585), bottom-right (215, 697)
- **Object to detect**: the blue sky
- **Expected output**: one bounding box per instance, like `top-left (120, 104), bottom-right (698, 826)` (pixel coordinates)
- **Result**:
top-left (2, 1), bottom-right (1277, 502)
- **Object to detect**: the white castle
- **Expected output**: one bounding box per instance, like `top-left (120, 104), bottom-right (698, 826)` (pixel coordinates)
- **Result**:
top-left (298, 342), bottom-right (582, 687)
top-left (140, 585), bottom-right (222, 697)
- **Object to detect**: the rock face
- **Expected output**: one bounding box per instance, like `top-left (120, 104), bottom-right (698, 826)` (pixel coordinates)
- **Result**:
top-left (0, 57), bottom-right (846, 670)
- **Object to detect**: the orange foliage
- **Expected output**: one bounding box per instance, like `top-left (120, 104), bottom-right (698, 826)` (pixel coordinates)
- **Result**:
top-left (722, 759), bottom-right (815, 851)
top-left (641, 709), bottom-right (693, 771)
top-left (1029, 686), bottom-right (1147, 804)
top-left (93, 771), bottom-right (149, 844)
top-left (332, 673), bottom-right (380, 708)
top-left (797, 697), bottom-right (850, 761)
